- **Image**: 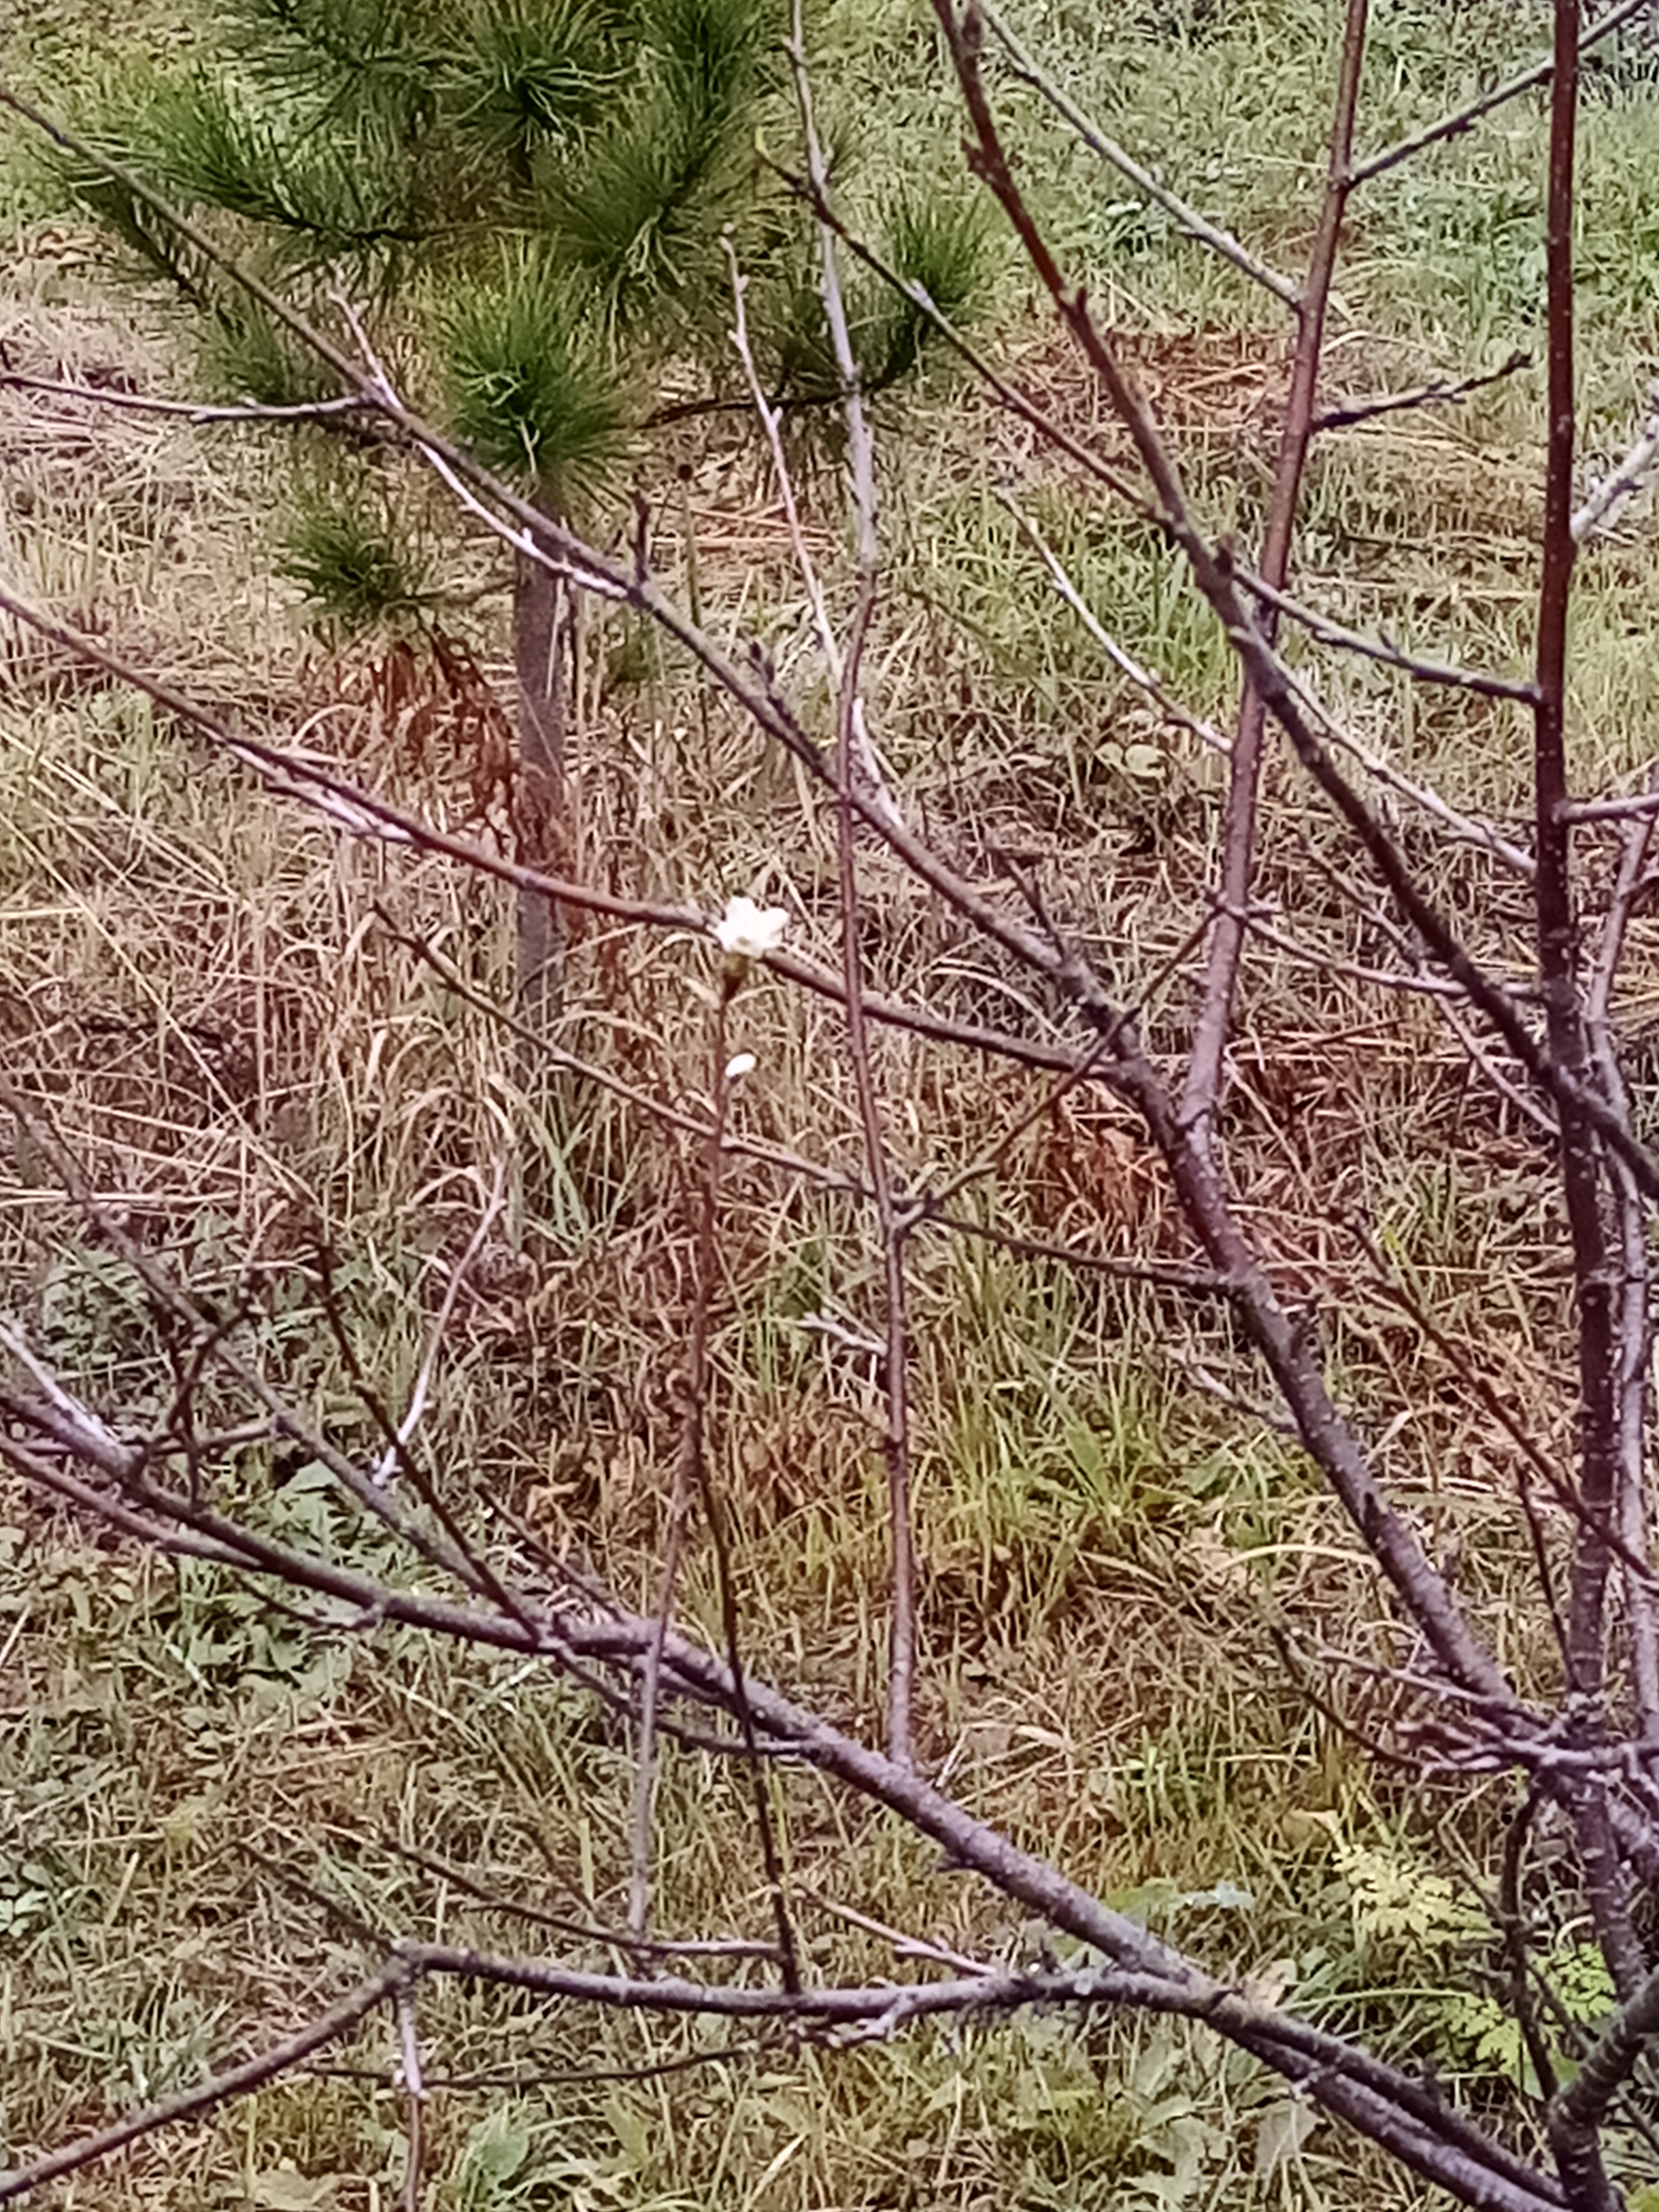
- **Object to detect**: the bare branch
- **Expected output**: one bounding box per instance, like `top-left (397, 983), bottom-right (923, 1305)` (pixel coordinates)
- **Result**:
top-left (1313, 347), bottom-right (1533, 433)
top-left (973, 0), bottom-right (1300, 304)
top-left (938, 13), bottom-right (1659, 1203)
top-left (1238, 567), bottom-right (1539, 706)
top-left (780, 19), bottom-right (916, 1765)
top-left (629, 985), bottom-right (736, 1937)
top-left (1002, 499), bottom-right (1231, 755)
top-left (1529, 0), bottom-right (1645, 2035)
top-left (1586, 789), bottom-right (1659, 1741)
top-left (0, 368), bottom-right (378, 423)
top-left (364, 1829), bottom-right (783, 1960)
top-left (1548, 1956), bottom-right (1659, 2196)
top-left (931, 0), bottom-right (1539, 1705)
top-left (1182, 0), bottom-right (1370, 1145)
top-left (1347, 0), bottom-right (1657, 186)
top-left (1573, 376), bottom-right (1659, 543)
top-left (372, 1157), bottom-right (508, 1486)
top-left (0, 1352), bottom-right (1581, 2210)
top-left (0, 1970), bottom-right (405, 2204)
top-left (395, 1985), bottom-right (425, 2212)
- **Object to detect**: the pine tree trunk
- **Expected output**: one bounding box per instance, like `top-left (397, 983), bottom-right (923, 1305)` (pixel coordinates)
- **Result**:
top-left (512, 507), bottom-right (565, 1039)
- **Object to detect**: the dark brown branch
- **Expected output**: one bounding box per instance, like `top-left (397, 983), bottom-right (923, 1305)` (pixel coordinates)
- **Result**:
top-left (1531, 0), bottom-right (1644, 2047)
top-left (1313, 348), bottom-right (1533, 433)
top-left (1548, 1957), bottom-right (1659, 2200)
top-left (1586, 795), bottom-right (1659, 1740)
top-left (630, 983), bottom-right (736, 1938)
top-left (0, 1970), bottom-right (404, 2203)
top-left (681, 996), bottom-right (802, 1989)
top-left (1347, 0), bottom-right (1657, 185)
top-left (1500, 1786), bottom-right (1563, 2105)
top-left (973, 0), bottom-right (1300, 303)
top-left (1181, 0), bottom-right (1370, 1145)
top-left (934, 0), bottom-right (1524, 1708)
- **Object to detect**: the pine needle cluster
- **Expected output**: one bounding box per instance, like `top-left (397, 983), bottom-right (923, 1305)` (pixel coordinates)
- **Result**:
top-left (69, 0), bottom-right (987, 634)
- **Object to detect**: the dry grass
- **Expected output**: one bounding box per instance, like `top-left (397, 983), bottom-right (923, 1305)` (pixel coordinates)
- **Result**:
top-left (5, 1), bottom-right (1659, 2205)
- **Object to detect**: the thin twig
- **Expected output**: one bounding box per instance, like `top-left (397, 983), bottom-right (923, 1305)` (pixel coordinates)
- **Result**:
top-left (0, 576), bottom-right (698, 934)
top-left (629, 980), bottom-right (736, 1937)
top-left (1346, 0), bottom-right (1656, 185)
top-left (1313, 348), bottom-right (1532, 433)
top-left (0, 1969), bottom-right (405, 2203)
top-left (1001, 499), bottom-right (1231, 755)
top-left (304, 2042), bottom-right (761, 2090)
top-left (1286, 841), bottom-right (1553, 1132)
top-left (1573, 376), bottom-right (1659, 543)
top-left (766, 153), bottom-right (1152, 515)
top-left (802, 1887), bottom-right (994, 1976)
top-left (0, 369), bottom-right (376, 423)
top-left (1180, 0), bottom-right (1371, 1149)
top-left (1238, 567), bottom-right (1538, 705)
top-left (373, 1157), bottom-right (509, 1486)
top-left (396, 1985), bottom-right (425, 2212)
top-left (365, 1828), bottom-right (781, 1959)
top-left (1586, 784), bottom-right (1659, 1742)
top-left (974, 0), bottom-right (1300, 303)
top-left (1499, 1784), bottom-right (1562, 2105)
top-left (781, 16), bottom-right (916, 1766)
top-left (2, 1084), bottom-right (532, 1621)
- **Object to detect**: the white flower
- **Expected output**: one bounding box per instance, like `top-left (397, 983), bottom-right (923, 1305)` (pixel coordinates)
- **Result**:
top-left (715, 895), bottom-right (789, 961)
top-left (724, 1052), bottom-right (757, 1083)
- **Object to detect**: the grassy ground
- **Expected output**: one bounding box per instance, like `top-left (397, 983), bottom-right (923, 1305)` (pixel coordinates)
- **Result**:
top-left (5, 1), bottom-right (1659, 2206)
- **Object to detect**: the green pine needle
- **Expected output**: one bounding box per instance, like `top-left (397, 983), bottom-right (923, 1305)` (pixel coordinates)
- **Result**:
top-left (859, 189), bottom-right (992, 391)
top-left (437, 241), bottom-right (629, 506)
top-left (447, 0), bottom-right (621, 163)
top-left (282, 490), bottom-right (439, 636)
top-left (546, 0), bottom-right (770, 325)
top-left (197, 294), bottom-right (337, 407)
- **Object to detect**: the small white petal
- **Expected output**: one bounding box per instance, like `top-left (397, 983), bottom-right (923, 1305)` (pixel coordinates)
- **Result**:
top-left (714, 895), bottom-right (789, 960)
top-left (724, 1052), bottom-right (757, 1082)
